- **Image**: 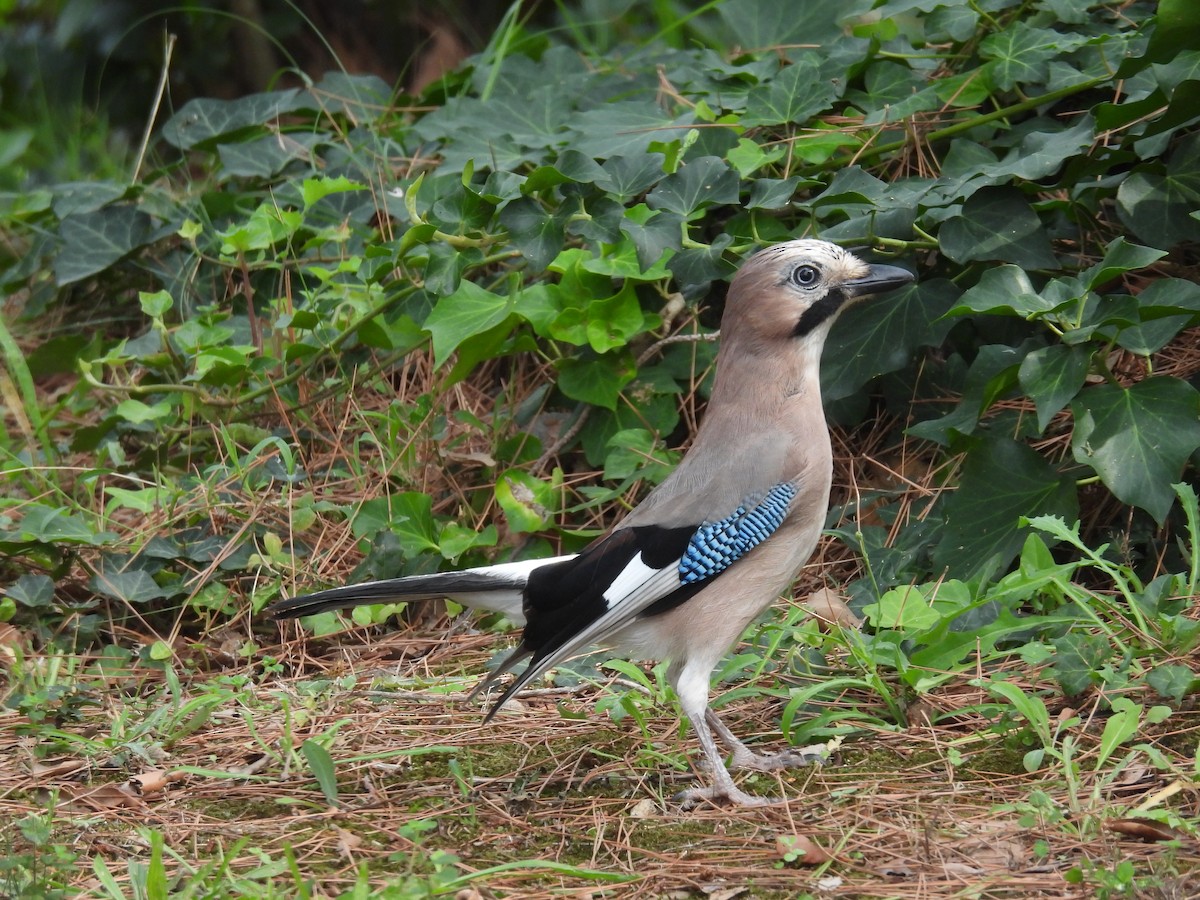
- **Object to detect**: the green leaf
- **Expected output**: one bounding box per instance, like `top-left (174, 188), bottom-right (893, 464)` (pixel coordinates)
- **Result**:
top-left (646, 156), bottom-right (739, 216)
top-left (1147, 664), bottom-right (1195, 702)
top-left (1049, 632), bottom-right (1109, 696)
top-left (1116, 137), bottom-right (1200, 249)
top-left (300, 739), bottom-right (340, 807)
top-left (424, 280), bottom-right (514, 366)
top-left (3, 574), bottom-right (55, 608)
top-left (495, 470), bottom-right (558, 533)
top-left (90, 570), bottom-right (173, 604)
top-left (1071, 377), bottom-right (1200, 522)
top-left (980, 23), bottom-right (1065, 90)
top-left (822, 279), bottom-right (957, 402)
top-left (1018, 344), bottom-right (1091, 432)
top-left (1082, 237), bottom-right (1168, 290)
top-left (300, 175), bottom-right (366, 210)
top-left (161, 89), bottom-right (302, 149)
top-left (557, 352), bottom-right (636, 410)
top-left (499, 197), bottom-right (564, 270)
top-left (951, 265), bottom-right (1055, 318)
top-left (939, 187), bottom-right (1057, 269)
top-left (933, 436), bottom-right (1079, 578)
top-left (717, 0), bottom-right (873, 48)
top-left (55, 207), bottom-right (157, 286)
top-left (747, 177), bottom-right (801, 209)
top-left (595, 154), bottom-right (667, 201)
top-left (602, 429), bottom-right (678, 483)
top-left (742, 57), bottom-right (839, 126)
top-left (18, 504), bottom-right (116, 546)
top-left (353, 493), bottom-right (440, 557)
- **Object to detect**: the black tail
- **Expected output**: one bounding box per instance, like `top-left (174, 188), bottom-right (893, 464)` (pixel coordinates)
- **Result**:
top-left (266, 571), bottom-right (528, 620)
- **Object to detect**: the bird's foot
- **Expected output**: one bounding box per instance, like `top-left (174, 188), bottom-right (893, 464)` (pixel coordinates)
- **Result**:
top-left (729, 741), bottom-right (831, 772)
top-left (673, 784), bottom-right (784, 810)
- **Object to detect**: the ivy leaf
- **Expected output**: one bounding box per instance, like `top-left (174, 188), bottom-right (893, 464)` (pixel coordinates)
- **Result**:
top-left (1018, 344), bottom-right (1092, 432)
top-left (568, 102), bottom-right (689, 159)
top-left (90, 570), bottom-right (173, 604)
top-left (717, 0), bottom-right (872, 48)
top-left (951, 265), bottom-right (1055, 318)
top-left (55, 207), bottom-right (157, 286)
top-left (980, 23), bottom-right (1065, 90)
top-left (619, 207), bottom-right (683, 271)
top-left (940, 187), bottom-right (1057, 268)
top-left (1049, 632), bottom-right (1109, 696)
top-left (932, 436), bottom-right (1078, 578)
top-left (647, 157), bottom-right (740, 216)
top-left (742, 57), bottom-right (838, 126)
top-left (595, 154), bottom-right (667, 201)
top-left (822, 279), bottom-right (957, 402)
top-left (161, 89), bottom-right (302, 149)
top-left (747, 177), bottom-right (801, 209)
top-left (423, 280), bottom-right (514, 366)
top-left (499, 197), bottom-right (564, 270)
top-left (1071, 377), bottom-right (1200, 522)
top-left (1116, 135), bottom-right (1200, 249)
top-left (556, 352), bottom-right (636, 410)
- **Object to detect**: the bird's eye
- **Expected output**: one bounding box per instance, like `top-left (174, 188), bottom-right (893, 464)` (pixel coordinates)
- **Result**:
top-left (791, 264), bottom-right (820, 288)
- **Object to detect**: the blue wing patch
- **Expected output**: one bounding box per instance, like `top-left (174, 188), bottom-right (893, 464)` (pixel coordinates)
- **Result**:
top-left (678, 482), bottom-right (797, 584)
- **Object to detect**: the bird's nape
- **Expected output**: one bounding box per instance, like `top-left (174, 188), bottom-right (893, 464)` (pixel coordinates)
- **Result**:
top-left (266, 239), bottom-right (915, 808)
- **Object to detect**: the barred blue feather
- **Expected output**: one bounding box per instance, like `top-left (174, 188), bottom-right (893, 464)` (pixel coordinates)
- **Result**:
top-left (677, 483), bottom-right (798, 584)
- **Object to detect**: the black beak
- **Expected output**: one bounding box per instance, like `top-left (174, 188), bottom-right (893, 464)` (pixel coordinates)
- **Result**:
top-left (844, 264), bottom-right (915, 298)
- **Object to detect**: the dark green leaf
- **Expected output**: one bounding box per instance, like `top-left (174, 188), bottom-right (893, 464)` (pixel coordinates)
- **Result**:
top-left (1071, 377), bottom-right (1200, 522)
top-left (3, 574), bottom-right (55, 608)
top-left (747, 177), bottom-right (800, 209)
top-left (619, 208), bottom-right (683, 271)
top-left (557, 352), bottom-right (636, 410)
top-left (940, 187), bottom-right (1057, 268)
top-left (743, 57), bottom-right (839, 126)
top-left (951, 265), bottom-right (1055, 318)
top-left (18, 504), bottom-right (116, 545)
top-left (55, 207), bottom-right (157, 286)
top-left (499, 198), bottom-right (564, 270)
top-left (1018, 344), bottom-right (1091, 433)
top-left (646, 157), bottom-right (740, 216)
top-left (161, 90), bottom-right (302, 149)
top-left (1147, 664), bottom-right (1195, 702)
top-left (980, 23), bottom-right (1069, 90)
top-left (822, 279), bottom-right (957, 402)
top-left (1049, 632), bottom-right (1109, 696)
top-left (1117, 139), bottom-right (1200, 249)
top-left (90, 570), bottom-right (173, 604)
top-left (908, 344), bottom-right (1029, 445)
top-left (933, 436), bottom-right (1079, 578)
top-left (596, 154), bottom-right (666, 202)
top-left (717, 0), bottom-right (873, 48)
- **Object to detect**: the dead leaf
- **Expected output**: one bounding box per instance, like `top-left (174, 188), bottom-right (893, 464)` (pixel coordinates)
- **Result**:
top-left (776, 833), bottom-right (832, 866)
top-left (63, 782), bottom-right (149, 812)
top-left (629, 797), bottom-right (658, 818)
top-left (1107, 818), bottom-right (1189, 843)
top-left (128, 769), bottom-right (184, 796)
top-left (802, 587), bottom-right (862, 630)
top-left (31, 758), bottom-right (89, 780)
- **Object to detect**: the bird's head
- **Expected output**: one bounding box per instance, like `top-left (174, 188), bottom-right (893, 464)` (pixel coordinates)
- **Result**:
top-left (720, 240), bottom-right (914, 351)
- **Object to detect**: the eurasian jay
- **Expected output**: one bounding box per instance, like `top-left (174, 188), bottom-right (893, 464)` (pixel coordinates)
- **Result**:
top-left (268, 239), bottom-right (915, 807)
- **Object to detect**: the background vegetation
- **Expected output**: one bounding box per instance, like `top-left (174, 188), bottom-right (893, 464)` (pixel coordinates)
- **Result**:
top-left (2, 0), bottom-right (1199, 896)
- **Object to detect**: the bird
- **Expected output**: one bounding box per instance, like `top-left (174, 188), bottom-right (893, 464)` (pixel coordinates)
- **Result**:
top-left (267, 239), bottom-right (915, 807)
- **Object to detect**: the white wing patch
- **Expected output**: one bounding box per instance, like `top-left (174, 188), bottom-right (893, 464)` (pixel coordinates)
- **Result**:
top-left (602, 552), bottom-right (661, 608)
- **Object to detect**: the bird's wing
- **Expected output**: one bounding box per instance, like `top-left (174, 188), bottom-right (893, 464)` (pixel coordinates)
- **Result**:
top-left (484, 481), bottom-right (800, 714)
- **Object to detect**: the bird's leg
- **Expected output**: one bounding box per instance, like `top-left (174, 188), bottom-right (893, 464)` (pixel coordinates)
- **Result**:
top-left (674, 705), bottom-right (777, 809)
top-left (706, 708), bottom-right (830, 772)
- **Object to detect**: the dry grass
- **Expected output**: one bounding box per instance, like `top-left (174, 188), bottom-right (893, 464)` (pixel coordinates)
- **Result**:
top-left (4, 614), bottom-right (1200, 897)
